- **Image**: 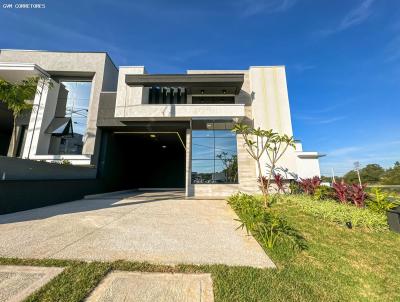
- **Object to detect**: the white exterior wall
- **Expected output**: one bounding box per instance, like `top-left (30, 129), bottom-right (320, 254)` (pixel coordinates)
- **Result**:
top-left (249, 66), bottom-right (297, 178)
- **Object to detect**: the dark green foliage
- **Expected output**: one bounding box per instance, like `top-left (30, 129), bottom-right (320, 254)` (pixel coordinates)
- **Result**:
top-left (382, 161), bottom-right (400, 185)
top-left (344, 164), bottom-right (385, 184)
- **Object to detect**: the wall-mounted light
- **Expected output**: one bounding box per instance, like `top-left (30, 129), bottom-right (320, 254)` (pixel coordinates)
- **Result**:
top-left (162, 145), bottom-right (167, 149)
top-left (201, 89), bottom-right (204, 95)
top-left (150, 134), bottom-right (156, 138)
top-left (222, 89), bottom-right (227, 94)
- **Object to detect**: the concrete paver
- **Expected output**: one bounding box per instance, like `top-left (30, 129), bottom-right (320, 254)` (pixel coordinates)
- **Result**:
top-left (0, 265), bottom-right (63, 302)
top-left (85, 271), bottom-right (214, 302)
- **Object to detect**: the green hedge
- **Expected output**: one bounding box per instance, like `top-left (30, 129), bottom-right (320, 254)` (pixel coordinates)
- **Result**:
top-left (284, 195), bottom-right (388, 230)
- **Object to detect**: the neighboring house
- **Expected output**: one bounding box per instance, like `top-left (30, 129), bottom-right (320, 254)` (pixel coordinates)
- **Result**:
top-left (0, 49), bottom-right (322, 197)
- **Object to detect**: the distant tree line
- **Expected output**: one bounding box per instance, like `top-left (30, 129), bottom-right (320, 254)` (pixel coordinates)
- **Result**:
top-left (321, 161), bottom-right (400, 185)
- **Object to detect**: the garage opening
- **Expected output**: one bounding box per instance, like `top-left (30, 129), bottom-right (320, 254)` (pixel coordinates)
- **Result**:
top-left (98, 129), bottom-right (186, 191)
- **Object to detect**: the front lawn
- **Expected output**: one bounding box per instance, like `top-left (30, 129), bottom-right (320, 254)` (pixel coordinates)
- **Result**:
top-left (1, 194), bottom-right (399, 301)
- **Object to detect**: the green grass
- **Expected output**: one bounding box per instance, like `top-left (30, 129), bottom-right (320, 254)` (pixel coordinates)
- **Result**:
top-left (1, 194), bottom-right (399, 301)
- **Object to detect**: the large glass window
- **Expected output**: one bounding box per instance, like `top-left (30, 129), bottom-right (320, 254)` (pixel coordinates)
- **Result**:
top-left (191, 121), bottom-right (238, 184)
top-left (49, 81), bottom-right (91, 155)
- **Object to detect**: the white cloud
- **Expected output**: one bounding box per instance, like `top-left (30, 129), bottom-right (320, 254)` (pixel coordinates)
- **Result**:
top-left (236, 0), bottom-right (297, 17)
top-left (319, 0), bottom-right (375, 35)
top-left (384, 35), bottom-right (400, 62)
top-left (294, 113), bottom-right (346, 125)
top-left (292, 63), bottom-right (316, 73)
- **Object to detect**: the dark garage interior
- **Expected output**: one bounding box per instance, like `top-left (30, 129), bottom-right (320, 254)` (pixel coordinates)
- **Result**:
top-left (98, 129), bottom-right (186, 191)
top-left (0, 102), bottom-right (13, 156)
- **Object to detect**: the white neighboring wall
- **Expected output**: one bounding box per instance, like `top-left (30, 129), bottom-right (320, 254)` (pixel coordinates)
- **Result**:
top-left (295, 142), bottom-right (322, 179)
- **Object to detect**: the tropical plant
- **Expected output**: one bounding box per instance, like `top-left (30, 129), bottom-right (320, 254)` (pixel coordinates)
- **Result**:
top-left (258, 174), bottom-right (285, 194)
top-left (256, 212), bottom-right (306, 250)
top-left (232, 123), bottom-right (295, 207)
top-left (227, 193), bottom-right (306, 250)
top-left (0, 77), bottom-right (52, 156)
top-left (273, 174), bottom-right (285, 193)
top-left (347, 184), bottom-right (367, 207)
top-left (298, 177), bottom-right (321, 195)
top-left (367, 188), bottom-right (398, 214)
top-left (333, 181), bottom-right (348, 203)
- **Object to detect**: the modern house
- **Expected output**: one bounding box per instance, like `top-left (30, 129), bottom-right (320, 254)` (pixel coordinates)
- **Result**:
top-left (0, 49), bottom-right (322, 197)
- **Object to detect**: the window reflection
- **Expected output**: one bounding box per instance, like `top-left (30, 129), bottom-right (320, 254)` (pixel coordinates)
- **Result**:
top-left (49, 81), bottom-right (91, 155)
top-left (191, 122), bottom-right (238, 184)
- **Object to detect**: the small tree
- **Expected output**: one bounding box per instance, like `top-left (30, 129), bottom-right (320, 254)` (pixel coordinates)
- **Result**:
top-left (0, 77), bottom-right (40, 156)
top-left (232, 123), bottom-right (295, 207)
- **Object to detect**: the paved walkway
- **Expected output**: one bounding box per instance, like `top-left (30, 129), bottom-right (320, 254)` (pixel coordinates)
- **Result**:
top-left (0, 191), bottom-right (274, 268)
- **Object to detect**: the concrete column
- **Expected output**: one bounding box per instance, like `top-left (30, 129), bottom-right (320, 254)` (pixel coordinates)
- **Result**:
top-left (185, 129), bottom-right (193, 197)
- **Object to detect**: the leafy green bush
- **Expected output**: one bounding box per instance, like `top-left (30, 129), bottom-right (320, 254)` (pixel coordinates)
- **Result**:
top-left (367, 188), bottom-right (398, 214)
top-left (313, 185), bottom-right (334, 200)
top-left (285, 195), bottom-right (388, 230)
top-left (289, 181), bottom-right (302, 194)
top-left (227, 193), bottom-right (306, 250)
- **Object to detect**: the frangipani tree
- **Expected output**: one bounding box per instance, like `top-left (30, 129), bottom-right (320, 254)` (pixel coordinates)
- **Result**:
top-left (232, 123), bottom-right (295, 207)
top-left (0, 77), bottom-right (41, 156)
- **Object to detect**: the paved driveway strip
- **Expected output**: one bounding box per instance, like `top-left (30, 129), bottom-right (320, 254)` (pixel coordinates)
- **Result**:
top-left (0, 191), bottom-right (274, 268)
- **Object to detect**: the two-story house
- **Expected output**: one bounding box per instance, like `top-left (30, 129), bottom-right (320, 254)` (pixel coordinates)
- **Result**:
top-left (0, 50), bottom-right (322, 197)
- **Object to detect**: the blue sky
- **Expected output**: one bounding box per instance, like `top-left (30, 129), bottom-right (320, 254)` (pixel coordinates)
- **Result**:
top-left (1, 0), bottom-right (399, 175)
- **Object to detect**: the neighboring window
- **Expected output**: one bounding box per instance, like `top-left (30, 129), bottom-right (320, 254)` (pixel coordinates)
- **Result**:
top-left (191, 121), bottom-right (238, 184)
top-left (50, 81), bottom-right (91, 155)
top-left (192, 96), bottom-right (235, 104)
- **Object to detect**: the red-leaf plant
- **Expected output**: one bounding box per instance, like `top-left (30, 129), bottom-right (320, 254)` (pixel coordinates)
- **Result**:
top-left (333, 181), bottom-right (348, 203)
top-left (274, 174), bottom-right (285, 193)
top-left (347, 184), bottom-right (367, 207)
top-left (299, 176), bottom-right (321, 195)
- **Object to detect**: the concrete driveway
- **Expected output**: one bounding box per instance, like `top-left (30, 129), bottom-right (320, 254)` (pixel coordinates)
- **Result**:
top-left (0, 190), bottom-right (274, 268)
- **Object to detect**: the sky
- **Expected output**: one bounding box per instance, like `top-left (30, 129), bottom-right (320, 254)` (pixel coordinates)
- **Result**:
top-left (0, 0), bottom-right (399, 176)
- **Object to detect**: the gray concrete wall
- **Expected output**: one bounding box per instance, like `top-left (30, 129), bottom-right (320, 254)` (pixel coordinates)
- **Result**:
top-left (0, 179), bottom-right (104, 214)
top-left (0, 156), bottom-right (96, 180)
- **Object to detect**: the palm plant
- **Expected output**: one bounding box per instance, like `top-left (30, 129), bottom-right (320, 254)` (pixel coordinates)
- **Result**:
top-left (0, 77), bottom-right (39, 156)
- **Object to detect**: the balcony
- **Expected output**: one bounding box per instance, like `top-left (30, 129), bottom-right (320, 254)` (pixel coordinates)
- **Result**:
top-left (114, 72), bottom-right (246, 120)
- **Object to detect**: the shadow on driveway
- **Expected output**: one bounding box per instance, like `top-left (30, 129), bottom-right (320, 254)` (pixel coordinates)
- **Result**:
top-left (0, 190), bottom-right (185, 224)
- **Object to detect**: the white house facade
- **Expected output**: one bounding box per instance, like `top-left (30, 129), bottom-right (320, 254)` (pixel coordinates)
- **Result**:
top-left (0, 49), bottom-right (322, 197)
